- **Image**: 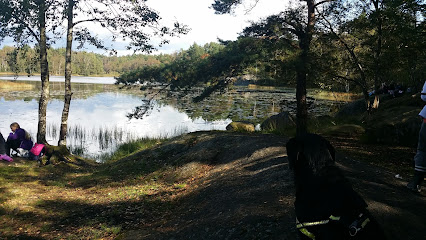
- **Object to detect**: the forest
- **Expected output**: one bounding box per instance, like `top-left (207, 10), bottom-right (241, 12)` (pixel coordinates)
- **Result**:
top-left (117, 2), bottom-right (426, 97)
top-left (0, 46), bottom-right (174, 76)
top-left (2, 0), bottom-right (425, 97)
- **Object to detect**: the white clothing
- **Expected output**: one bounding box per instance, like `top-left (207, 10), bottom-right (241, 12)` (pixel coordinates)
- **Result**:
top-left (422, 81), bottom-right (426, 102)
top-left (420, 81), bottom-right (426, 118)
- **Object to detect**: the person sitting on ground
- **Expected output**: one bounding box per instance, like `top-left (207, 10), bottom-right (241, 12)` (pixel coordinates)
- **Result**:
top-left (0, 131), bottom-right (13, 162)
top-left (6, 122), bottom-right (33, 157)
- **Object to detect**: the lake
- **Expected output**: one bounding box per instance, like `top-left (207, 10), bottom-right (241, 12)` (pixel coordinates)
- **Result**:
top-left (0, 74), bottom-right (116, 84)
top-left (0, 77), bottom-right (352, 161)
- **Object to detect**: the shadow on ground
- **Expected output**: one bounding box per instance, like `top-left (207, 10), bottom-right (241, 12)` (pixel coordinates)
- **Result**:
top-left (1, 132), bottom-right (425, 239)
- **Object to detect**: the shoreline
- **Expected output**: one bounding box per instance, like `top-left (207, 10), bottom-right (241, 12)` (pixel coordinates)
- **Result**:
top-left (0, 72), bottom-right (119, 78)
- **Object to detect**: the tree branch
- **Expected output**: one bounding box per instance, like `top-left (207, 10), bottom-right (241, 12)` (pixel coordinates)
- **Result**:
top-left (127, 83), bottom-right (171, 119)
top-left (317, 7), bottom-right (367, 83)
top-left (10, 10), bottom-right (40, 43)
top-left (244, 0), bottom-right (260, 15)
top-left (280, 37), bottom-right (300, 49)
top-left (73, 18), bottom-right (103, 26)
top-left (314, 0), bottom-right (334, 8)
top-left (334, 75), bottom-right (366, 89)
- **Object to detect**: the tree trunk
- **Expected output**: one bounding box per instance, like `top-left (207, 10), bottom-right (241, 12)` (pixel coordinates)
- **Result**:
top-left (37, 0), bottom-right (49, 144)
top-left (58, 0), bottom-right (74, 146)
top-left (373, 0), bottom-right (383, 92)
top-left (296, 63), bottom-right (308, 136)
top-left (295, 0), bottom-right (315, 136)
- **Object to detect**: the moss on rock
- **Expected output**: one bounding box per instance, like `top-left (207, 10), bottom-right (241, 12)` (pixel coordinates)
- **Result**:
top-left (226, 121), bottom-right (256, 132)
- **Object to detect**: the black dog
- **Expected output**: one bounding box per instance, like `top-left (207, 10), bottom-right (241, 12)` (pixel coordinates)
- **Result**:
top-left (286, 134), bottom-right (386, 240)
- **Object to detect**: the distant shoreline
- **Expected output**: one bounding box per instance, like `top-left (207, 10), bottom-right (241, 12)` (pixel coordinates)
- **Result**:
top-left (0, 75), bottom-right (116, 84)
top-left (0, 72), bottom-right (119, 78)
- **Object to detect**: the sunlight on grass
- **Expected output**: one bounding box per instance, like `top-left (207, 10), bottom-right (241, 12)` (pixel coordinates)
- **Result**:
top-left (0, 159), bottom-right (177, 239)
top-left (310, 90), bottom-right (361, 102)
top-left (173, 183), bottom-right (187, 189)
top-left (0, 133), bottom-right (218, 239)
top-left (101, 138), bottom-right (164, 162)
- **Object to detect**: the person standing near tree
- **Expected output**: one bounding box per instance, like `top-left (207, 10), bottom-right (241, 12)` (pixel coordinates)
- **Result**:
top-left (407, 81), bottom-right (426, 193)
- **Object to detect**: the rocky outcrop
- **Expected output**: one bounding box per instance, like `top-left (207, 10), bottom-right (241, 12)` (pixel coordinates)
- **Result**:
top-left (260, 112), bottom-right (295, 131)
top-left (362, 94), bottom-right (424, 146)
top-left (323, 124), bottom-right (366, 137)
top-left (335, 98), bottom-right (367, 118)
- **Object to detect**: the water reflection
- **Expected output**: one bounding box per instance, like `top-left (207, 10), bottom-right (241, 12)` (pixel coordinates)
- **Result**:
top-left (0, 88), bottom-right (230, 161)
top-left (0, 79), bottom-right (352, 161)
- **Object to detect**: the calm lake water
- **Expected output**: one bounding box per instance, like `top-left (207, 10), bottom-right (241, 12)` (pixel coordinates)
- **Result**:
top-left (0, 77), bottom-right (350, 161)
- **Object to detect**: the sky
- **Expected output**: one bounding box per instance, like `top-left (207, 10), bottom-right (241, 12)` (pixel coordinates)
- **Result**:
top-left (1, 0), bottom-right (290, 56)
top-left (136, 0), bottom-right (290, 55)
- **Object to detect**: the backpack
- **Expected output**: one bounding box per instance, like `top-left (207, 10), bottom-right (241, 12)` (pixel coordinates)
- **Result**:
top-left (29, 143), bottom-right (45, 161)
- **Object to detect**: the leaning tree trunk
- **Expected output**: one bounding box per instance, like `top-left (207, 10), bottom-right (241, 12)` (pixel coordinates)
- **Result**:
top-left (58, 0), bottom-right (74, 146)
top-left (37, 0), bottom-right (49, 144)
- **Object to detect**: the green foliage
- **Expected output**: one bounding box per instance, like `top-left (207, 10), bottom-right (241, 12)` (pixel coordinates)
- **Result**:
top-left (319, 0), bottom-right (426, 92)
top-left (0, 46), bottom-right (173, 76)
top-left (116, 38), bottom-right (296, 100)
top-left (211, 0), bottom-right (243, 14)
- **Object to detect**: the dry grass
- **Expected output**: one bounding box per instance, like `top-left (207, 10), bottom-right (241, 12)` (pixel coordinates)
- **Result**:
top-left (247, 84), bottom-right (283, 91)
top-left (0, 80), bottom-right (34, 91)
top-left (311, 90), bottom-right (362, 102)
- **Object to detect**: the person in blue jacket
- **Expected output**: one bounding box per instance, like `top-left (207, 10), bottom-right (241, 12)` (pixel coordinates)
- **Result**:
top-left (407, 81), bottom-right (426, 193)
top-left (6, 122), bottom-right (33, 157)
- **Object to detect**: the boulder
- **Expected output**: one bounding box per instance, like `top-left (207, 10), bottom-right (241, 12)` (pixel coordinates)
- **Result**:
top-left (363, 110), bottom-right (420, 146)
top-left (226, 121), bottom-right (256, 132)
top-left (361, 94), bottom-right (424, 146)
top-left (323, 124), bottom-right (365, 137)
top-left (261, 112), bottom-right (296, 131)
top-left (335, 98), bottom-right (367, 118)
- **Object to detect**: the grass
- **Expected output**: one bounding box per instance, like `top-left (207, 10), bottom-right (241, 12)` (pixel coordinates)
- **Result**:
top-left (0, 72), bottom-right (119, 77)
top-left (310, 89), bottom-right (362, 102)
top-left (0, 80), bottom-right (34, 91)
top-left (0, 123), bottom-right (418, 239)
top-left (101, 137), bottom-right (164, 162)
top-left (0, 135), bottom-right (190, 239)
top-left (46, 123), bottom-right (188, 161)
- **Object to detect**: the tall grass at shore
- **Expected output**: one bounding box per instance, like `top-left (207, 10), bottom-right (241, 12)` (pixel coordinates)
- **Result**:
top-left (46, 123), bottom-right (189, 161)
top-left (0, 80), bottom-right (34, 91)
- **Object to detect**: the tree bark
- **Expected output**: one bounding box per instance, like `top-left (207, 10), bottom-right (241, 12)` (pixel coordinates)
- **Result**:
top-left (373, 0), bottom-right (382, 92)
top-left (37, 0), bottom-right (49, 144)
top-left (295, 0), bottom-right (316, 136)
top-left (296, 61), bottom-right (308, 136)
top-left (58, 0), bottom-right (74, 146)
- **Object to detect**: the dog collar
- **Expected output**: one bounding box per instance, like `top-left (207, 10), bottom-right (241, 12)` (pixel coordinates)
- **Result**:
top-left (296, 214), bottom-right (369, 239)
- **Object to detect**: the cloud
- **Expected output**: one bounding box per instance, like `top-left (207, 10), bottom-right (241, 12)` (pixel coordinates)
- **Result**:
top-left (146, 0), bottom-right (289, 55)
top-left (81, 0), bottom-right (290, 56)
top-left (1, 0), bottom-right (290, 56)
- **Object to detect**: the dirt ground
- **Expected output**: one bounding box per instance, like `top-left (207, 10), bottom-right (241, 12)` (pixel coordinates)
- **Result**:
top-left (122, 132), bottom-right (426, 240)
top-left (1, 132), bottom-right (425, 239)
